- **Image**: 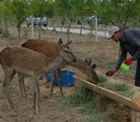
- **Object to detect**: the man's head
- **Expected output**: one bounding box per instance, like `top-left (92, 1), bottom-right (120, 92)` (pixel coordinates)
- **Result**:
top-left (108, 26), bottom-right (121, 43)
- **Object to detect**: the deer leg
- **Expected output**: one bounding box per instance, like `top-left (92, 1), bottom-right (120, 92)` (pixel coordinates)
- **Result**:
top-left (18, 73), bottom-right (26, 98)
top-left (33, 76), bottom-right (40, 116)
top-left (33, 84), bottom-right (36, 110)
top-left (3, 68), bottom-right (16, 111)
top-left (21, 76), bottom-right (26, 98)
top-left (49, 71), bottom-right (56, 97)
top-left (57, 68), bottom-right (63, 96)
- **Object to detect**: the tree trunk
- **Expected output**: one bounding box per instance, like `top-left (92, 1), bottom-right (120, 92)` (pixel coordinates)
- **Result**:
top-left (67, 20), bottom-right (71, 43)
top-left (18, 27), bottom-right (20, 39)
top-left (80, 20), bottom-right (82, 36)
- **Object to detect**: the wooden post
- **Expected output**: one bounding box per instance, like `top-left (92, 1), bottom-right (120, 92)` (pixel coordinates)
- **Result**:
top-left (95, 94), bottom-right (116, 111)
top-left (131, 110), bottom-right (140, 122)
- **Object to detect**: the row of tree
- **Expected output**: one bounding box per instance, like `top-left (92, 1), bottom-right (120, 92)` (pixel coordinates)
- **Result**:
top-left (0, 0), bottom-right (140, 39)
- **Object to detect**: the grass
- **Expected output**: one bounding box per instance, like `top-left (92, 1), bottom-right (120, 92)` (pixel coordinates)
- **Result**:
top-left (83, 112), bottom-right (115, 122)
top-left (86, 74), bottom-right (135, 98)
top-left (60, 74), bottom-right (134, 122)
top-left (97, 74), bottom-right (136, 99)
top-left (60, 83), bottom-right (115, 122)
top-left (61, 84), bottom-right (96, 108)
top-left (60, 80), bottom-right (131, 122)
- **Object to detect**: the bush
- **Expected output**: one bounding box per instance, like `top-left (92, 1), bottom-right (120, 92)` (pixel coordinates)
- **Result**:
top-left (61, 20), bottom-right (65, 25)
top-left (89, 21), bottom-right (95, 29)
top-left (2, 30), bottom-right (10, 38)
top-left (77, 19), bottom-right (81, 25)
top-left (0, 28), bottom-right (2, 34)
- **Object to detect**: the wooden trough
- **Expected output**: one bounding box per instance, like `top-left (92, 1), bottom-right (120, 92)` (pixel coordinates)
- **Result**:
top-left (73, 71), bottom-right (140, 122)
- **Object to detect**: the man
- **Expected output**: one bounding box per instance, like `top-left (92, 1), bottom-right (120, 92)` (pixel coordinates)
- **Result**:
top-left (105, 26), bottom-right (140, 87)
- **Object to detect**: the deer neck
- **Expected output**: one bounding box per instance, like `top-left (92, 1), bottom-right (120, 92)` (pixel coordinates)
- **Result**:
top-left (67, 57), bottom-right (89, 73)
top-left (45, 54), bottom-right (64, 72)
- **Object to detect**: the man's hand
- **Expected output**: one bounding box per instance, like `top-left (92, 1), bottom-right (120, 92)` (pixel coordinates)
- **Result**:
top-left (124, 58), bottom-right (133, 65)
top-left (105, 70), bottom-right (116, 77)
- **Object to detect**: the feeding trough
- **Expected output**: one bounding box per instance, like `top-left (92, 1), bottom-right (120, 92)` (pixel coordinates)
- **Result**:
top-left (46, 70), bottom-right (75, 87)
top-left (73, 71), bottom-right (140, 112)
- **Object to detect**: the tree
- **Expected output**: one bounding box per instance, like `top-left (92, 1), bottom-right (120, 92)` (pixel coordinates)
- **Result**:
top-left (28, 0), bottom-right (55, 39)
top-left (99, 0), bottom-right (140, 31)
top-left (0, 0), bottom-right (13, 37)
top-left (72, 0), bottom-right (86, 35)
top-left (55, 0), bottom-right (77, 42)
top-left (11, 0), bottom-right (29, 39)
top-left (72, 0), bottom-right (99, 35)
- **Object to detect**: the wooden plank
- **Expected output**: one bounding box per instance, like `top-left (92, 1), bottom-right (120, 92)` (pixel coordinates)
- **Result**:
top-left (74, 73), bottom-right (140, 111)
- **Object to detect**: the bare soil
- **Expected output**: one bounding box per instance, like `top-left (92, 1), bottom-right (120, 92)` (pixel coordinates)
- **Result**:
top-left (0, 26), bottom-right (135, 122)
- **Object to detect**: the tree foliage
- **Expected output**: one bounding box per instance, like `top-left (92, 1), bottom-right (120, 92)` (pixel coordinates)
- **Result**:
top-left (0, 0), bottom-right (13, 31)
top-left (99, 0), bottom-right (140, 30)
top-left (1, 0), bottom-right (140, 39)
top-left (27, 0), bottom-right (54, 17)
top-left (11, 0), bottom-right (29, 39)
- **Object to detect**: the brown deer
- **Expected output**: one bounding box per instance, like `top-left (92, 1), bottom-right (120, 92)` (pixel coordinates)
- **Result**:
top-left (19, 39), bottom-right (98, 97)
top-left (1, 39), bottom-right (76, 116)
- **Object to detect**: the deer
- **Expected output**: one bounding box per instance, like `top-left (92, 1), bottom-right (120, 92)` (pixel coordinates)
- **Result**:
top-left (18, 39), bottom-right (98, 98)
top-left (1, 39), bottom-right (76, 116)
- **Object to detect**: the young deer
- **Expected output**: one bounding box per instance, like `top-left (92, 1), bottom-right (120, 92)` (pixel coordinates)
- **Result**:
top-left (19, 39), bottom-right (98, 97)
top-left (1, 39), bottom-right (76, 116)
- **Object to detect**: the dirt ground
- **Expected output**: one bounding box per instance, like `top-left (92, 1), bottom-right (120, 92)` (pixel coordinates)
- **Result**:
top-left (0, 26), bottom-right (136, 122)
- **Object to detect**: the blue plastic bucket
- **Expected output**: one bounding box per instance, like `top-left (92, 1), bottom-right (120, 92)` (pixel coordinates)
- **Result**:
top-left (46, 70), bottom-right (75, 87)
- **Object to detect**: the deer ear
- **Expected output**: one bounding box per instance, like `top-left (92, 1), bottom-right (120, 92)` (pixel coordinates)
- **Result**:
top-left (85, 58), bottom-right (91, 66)
top-left (58, 38), bottom-right (63, 46)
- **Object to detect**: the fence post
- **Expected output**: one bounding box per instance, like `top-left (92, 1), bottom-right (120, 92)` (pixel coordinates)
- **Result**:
top-left (95, 10), bottom-right (97, 42)
top-left (31, 15), bottom-right (34, 39)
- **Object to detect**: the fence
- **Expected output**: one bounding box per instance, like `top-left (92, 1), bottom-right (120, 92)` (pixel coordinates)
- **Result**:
top-left (0, 15), bottom-right (110, 40)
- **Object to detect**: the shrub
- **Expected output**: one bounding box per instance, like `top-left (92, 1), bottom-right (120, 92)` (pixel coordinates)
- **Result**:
top-left (77, 19), bottom-right (81, 25)
top-left (0, 27), bottom-right (2, 34)
top-left (2, 30), bottom-right (10, 38)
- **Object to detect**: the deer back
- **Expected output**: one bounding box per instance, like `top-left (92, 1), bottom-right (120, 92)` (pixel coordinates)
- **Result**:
top-left (0, 47), bottom-right (48, 75)
top-left (22, 39), bottom-right (60, 58)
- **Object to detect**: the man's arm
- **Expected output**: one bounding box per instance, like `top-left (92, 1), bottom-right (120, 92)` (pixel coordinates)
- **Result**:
top-left (115, 43), bottom-right (127, 70)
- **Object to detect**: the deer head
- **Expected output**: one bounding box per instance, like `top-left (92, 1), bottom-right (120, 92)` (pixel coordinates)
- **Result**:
top-left (85, 58), bottom-right (99, 84)
top-left (58, 38), bottom-right (76, 63)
